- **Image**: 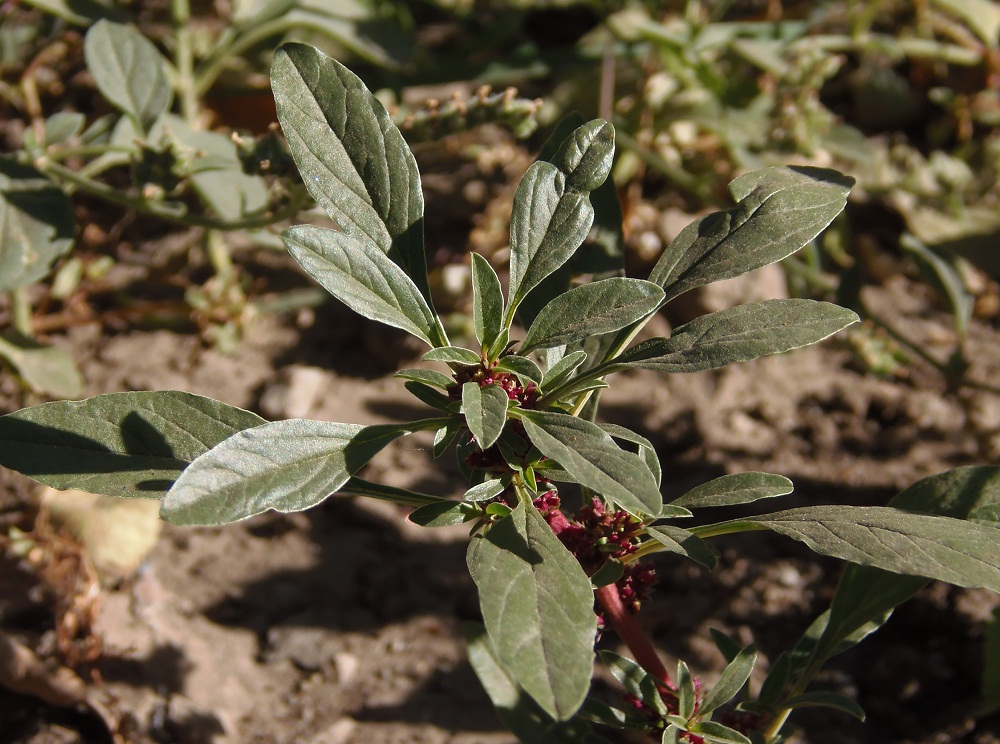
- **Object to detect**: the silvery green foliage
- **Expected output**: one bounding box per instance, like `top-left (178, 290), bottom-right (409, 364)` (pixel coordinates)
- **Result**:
top-left (2, 43), bottom-right (998, 743)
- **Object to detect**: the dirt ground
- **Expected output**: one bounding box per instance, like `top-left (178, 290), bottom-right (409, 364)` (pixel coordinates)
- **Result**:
top-left (2, 136), bottom-right (1000, 744)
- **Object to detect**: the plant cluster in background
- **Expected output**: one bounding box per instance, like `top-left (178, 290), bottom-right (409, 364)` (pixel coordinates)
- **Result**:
top-left (0, 0), bottom-right (545, 394)
top-left (592, 1), bottom-right (999, 388)
top-left (3, 44), bottom-right (1000, 743)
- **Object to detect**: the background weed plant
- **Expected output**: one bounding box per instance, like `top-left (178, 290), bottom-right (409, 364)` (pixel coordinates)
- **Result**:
top-left (2, 43), bottom-right (1000, 743)
top-left (0, 0), bottom-right (542, 392)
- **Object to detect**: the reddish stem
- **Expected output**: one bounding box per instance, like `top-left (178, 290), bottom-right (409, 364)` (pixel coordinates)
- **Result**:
top-left (595, 583), bottom-right (674, 689)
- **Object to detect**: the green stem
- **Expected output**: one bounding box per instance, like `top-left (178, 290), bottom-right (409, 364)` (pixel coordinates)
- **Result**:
top-left (337, 477), bottom-right (445, 508)
top-left (11, 288), bottom-right (34, 337)
top-left (206, 230), bottom-right (235, 284)
top-left (46, 144), bottom-right (133, 162)
top-left (781, 256), bottom-right (838, 293)
top-left (171, 0), bottom-right (199, 126)
top-left (38, 158), bottom-right (308, 231)
top-left (625, 522), bottom-right (769, 565)
top-left (194, 17), bottom-right (297, 97)
top-left (763, 708), bottom-right (792, 743)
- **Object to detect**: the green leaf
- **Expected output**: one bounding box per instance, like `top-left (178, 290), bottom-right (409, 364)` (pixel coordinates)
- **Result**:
top-left (467, 501), bottom-right (597, 720)
top-left (423, 346), bottom-right (481, 365)
top-left (540, 350), bottom-right (587, 392)
top-left (890, 465), bottom-right (1000, 518)
top-left (804, 465), bottom-right (1000, 673)
top-left (0, 158), bottom-right (75, 293)
top-left (395, 368), bottom-right (454, 389)
top-left (757, 651), bottom-right (791, 706)
top-left (551, 379), bottom-right (610, 401)
top-left (337, 477), bottom-right (443, 507)
top-left (521, 278), bottom-right (665, 354)
top-left (44, 112), bottom-right (86, 147)
top-left (589, 559), bottom-right (623, 587)
top-left (463, 382), bottom-right (509, 450)
top-left (645, 526), bottom-right (716, 568)
top-left (464, 623), bottom-right (594, 743)
top-left (901, 233), bottom-right (973, 341)
top-left (161, 419), bottom-right (437, 525)
top-left (20, 0), bottom-right (127, 25)
top-left (577, 697), bottom-right (634, 728)
top-left (549, 119), bottom-right (615, 193)
top-left (649, 167), bottom-right (853, 303)
top-left (404, 381), bottom-right (453, 412)
top-left (487, 329), bottom-right (511, 360)
top-left (271, 43), bottom-right (431, 303)
top-left (408, 500), bottom-right (478, 527)
top-left (464, 479), bottom-right (506, 502)
top-left (163, 116), bottom-right (268, 221)
top-left (432, 418), bottom-right (460, 459)
top-left (971, 503), bottom-right (1000, 522)
top-left (472, 253), bottom-right (505, 351)
top-left (0, 333), bottom-right (83, 398)
top-left (697, 505), bottom-right (1000, 592)
top-left (84, 21), bottom-right (171, 132)
top-left (612, 300), bottom-right (858, 374)
top-left (519, 410), bottom-right (664, 517)
top-left (495, 355), bottom-right (543, 384)
top-left (709, 628), bottom-right (743, 664)
top-left (931, 0), bottom-right (1000, 45)
top-left (699, 645), bottom-right (756, 715)
top-left (508, 162), bottom-right (595, 316)
top-left (688, 721), bottom-right (752, 744)
top-left (282, 225), bottom-right (439, 346)
top-left (663, 725), bottom-right (683, 744)
top-left (671, 472), bottom-right (793, 509)
top-left (599, 423), bottom-right (661, 488)
top-left (677, 660), bottom-right (696, 719)
top-left (0, 392), bottom-right (264, 499)
top-left (600, 651), bottom-right (668, 715)
top-left (516, 117), bottom-right (624, 333)
top-left (805, 569), bottom-right (923, 674)
top-left (782, 691), bottom-right (865, 721)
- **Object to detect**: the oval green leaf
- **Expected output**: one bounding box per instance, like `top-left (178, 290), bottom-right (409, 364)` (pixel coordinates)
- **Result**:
top-left (463, 382), bottom-right (509, 451)
top-left (282, 224), bottom-right (439, 347)
top-left (508, 162), bottom-right (595, 315)
top-left (271, 43), bottom-right (430, 301)
top-left (0, 158), bottom-right (75, 293)
top-left (472, 253), bottom-right (505, 351)
top-left (521, 278), bottom-right (665, 354)
top-left (697, 505), bottom-right (1000, 592)
top-left (649, 166), bottom-right (854, 303)
top-left (84, 20), bottom-right (171, 132)
top-left (161, 420), bottom-right (429, 525)
top-left (0, 333), bottom-right (83, 399)
top-left (467, 502), bottom-right (597, 721)
top-left (613, 299), bottom-right (859, 373)
top-left (0, 391), bottom-right (264, 499)
top-left (644, 526), bottom-right (716, 568)
top-left (671, 472), bottom-right (793, 509)
top-left (519, 410), bottom-right (663, 517)
top-left (698, 644), bottom-right (756, 716)
top-left (548, 118), bottom-right (615, 192)
top-left (495, 355), bottom-right (543, 384)
top-left (408, 500), bottom-right (478, 527)
top-left (395, 368), bottom-right (454, 389)
top-left (423, 346), bottom-right (482, 365)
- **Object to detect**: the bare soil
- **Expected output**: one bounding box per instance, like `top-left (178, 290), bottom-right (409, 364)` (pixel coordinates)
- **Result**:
top-left (2, 138), bottom-right (1000, 744)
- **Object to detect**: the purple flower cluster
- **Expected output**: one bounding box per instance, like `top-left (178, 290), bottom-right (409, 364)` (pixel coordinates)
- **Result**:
top-left (533, 491), bottom-right (657, 616)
